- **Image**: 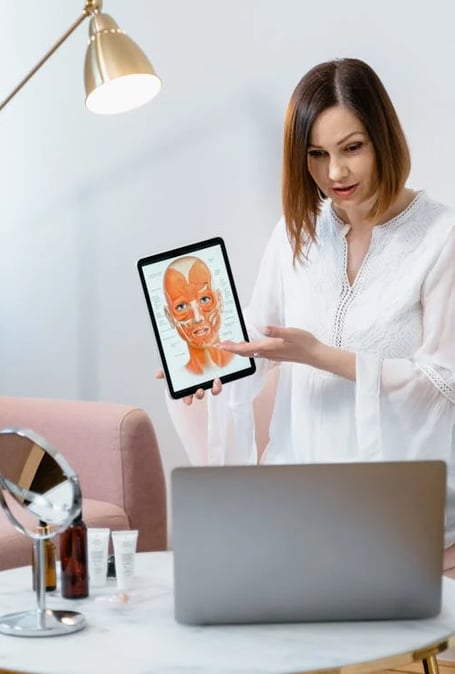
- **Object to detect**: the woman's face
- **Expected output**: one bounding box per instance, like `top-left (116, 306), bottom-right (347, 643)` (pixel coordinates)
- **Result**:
top-left (307, 105), bottom-right (377, 210)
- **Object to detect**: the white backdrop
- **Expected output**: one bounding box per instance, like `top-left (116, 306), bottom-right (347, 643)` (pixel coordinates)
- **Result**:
top-left (1, 0), bottom-right (455, 519)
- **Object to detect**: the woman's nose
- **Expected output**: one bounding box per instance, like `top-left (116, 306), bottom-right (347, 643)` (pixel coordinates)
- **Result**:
top-left (328, 157), bottom-right (348, 182)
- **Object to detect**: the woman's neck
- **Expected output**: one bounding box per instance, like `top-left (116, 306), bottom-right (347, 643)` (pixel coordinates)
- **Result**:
top-left (333, 188), bottom-right (417, 232)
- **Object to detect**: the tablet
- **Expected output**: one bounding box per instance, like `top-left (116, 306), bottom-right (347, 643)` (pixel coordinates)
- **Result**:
top-left (137, 237), bottom-right (256, 399)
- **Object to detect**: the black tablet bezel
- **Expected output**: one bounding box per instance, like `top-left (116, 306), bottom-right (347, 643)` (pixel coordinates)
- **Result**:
top-left (137, 237), bottom-right (256, 399)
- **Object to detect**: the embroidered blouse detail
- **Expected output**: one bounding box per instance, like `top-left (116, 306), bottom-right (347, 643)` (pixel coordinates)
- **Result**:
top-left (418, 365), bottom-right (455, 404)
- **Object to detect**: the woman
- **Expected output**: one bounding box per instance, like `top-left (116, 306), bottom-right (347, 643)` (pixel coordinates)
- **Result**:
top-left (164, 58), bottom-right (455, 571)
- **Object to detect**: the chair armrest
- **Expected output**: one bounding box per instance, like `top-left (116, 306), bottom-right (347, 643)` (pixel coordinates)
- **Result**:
top-left (0, 396), bottom-right (167, 552)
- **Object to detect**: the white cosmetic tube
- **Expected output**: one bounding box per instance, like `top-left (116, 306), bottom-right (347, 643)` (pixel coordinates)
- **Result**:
top-left (111, 530), bottom-right (138, 590)
top-left (87, 528), bottom-right (110, 587)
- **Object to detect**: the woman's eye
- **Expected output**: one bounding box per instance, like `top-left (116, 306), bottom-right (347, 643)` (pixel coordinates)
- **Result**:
top-left (175, 303), bottom-right (187, 312)
top-left (308, 150), bottom-right (325, 158)
top-left (346, 142), bottom-right (362, 152)
top-left (200, 296), bottom-right (211, 305)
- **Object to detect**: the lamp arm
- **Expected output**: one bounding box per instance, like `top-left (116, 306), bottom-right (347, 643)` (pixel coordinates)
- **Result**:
top-left (0, 1), bottom-right (101, 112)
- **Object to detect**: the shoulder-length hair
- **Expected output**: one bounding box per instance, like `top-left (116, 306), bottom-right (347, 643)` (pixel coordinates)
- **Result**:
top-left (282, 58), bottom-right (411, 261)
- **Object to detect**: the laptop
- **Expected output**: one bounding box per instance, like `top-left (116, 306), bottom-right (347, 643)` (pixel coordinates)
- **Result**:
top-left (171, 462), bottom-right (446, 624)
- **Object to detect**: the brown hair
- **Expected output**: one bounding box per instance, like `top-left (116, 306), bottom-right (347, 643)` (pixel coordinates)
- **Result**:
top-left (282, 58), bottom-right (411, 261)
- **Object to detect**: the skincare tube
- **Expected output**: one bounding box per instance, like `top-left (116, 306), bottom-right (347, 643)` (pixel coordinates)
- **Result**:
top-left (111, 530), bottom-right (138, 590)
top-left (87, 528), bottom-right (110, 587)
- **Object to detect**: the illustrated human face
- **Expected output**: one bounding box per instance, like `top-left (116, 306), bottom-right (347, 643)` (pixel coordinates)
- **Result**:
top-left (163, 257), bottom-right (222, 348)
top-left (307, 105), bottom-right (377, 212)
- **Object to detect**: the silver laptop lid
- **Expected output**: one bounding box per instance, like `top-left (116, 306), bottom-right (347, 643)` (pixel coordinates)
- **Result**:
top-left (172, 462), bottom-right (446, 625)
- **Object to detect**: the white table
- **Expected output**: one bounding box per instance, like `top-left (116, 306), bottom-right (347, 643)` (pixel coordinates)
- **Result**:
top-left (0, 551), bottom-right (455, 674)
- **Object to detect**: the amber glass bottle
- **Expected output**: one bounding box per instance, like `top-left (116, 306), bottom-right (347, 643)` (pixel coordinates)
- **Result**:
top-left (59, 512), bottom-right (89, 599)
top-left (32, 521), bottom-right (57, 592)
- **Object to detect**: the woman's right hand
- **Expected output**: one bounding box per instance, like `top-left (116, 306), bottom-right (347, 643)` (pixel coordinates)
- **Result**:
top-left (155, 371), bottom-right (222, 405)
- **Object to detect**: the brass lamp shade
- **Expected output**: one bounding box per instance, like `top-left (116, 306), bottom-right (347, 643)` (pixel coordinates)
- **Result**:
top-left (84, 12), bottom-right (162, 114)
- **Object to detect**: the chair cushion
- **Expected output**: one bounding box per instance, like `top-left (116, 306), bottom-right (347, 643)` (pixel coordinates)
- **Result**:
top-left (0, 498), bottom-right (130, 571)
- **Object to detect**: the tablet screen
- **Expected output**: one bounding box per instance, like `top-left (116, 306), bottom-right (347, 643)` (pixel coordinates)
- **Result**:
top-left (137, 237), bottom-right (255, 399)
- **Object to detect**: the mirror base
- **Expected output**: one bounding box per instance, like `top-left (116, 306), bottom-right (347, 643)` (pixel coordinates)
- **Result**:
top-left (0, 608), bottom-right (86, 637)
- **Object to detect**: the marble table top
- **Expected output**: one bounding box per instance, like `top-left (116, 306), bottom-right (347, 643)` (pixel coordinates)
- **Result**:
top-left (1, 551), bottom-right (455, 674)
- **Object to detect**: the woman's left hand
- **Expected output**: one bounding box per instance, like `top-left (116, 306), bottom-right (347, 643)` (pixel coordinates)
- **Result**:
top-left (217, 326), bottom-right (324, 366)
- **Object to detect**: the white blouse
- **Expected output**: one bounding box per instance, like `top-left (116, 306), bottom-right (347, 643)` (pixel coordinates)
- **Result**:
top-left (166, 191), bottom-right (455, 544)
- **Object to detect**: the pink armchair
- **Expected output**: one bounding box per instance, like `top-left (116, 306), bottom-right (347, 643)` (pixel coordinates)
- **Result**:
top-left (0, 396), bottom-right (167, 570)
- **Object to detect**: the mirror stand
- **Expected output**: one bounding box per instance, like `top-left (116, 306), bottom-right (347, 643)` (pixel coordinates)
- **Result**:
top-left (0, 427), bottom-right (88, 637)
top-left (0, 537), bottom-right (86, 637)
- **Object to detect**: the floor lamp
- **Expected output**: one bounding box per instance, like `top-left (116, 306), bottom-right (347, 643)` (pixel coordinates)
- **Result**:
top-left (0, 0), bottom-right (162, 114)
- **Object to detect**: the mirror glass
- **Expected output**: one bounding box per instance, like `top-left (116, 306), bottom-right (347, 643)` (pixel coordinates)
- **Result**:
top-left (0, 427), bottom-right (81, 535)
top-left (0, 427), bottom-right (85, 637)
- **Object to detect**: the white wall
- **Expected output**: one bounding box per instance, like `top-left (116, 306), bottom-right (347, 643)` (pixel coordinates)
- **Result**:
top-left (1, 0), bottom-right (455, 515)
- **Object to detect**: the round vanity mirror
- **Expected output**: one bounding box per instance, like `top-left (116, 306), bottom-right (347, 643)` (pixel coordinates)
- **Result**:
top-left (0, 427), bottom-right (86, 637)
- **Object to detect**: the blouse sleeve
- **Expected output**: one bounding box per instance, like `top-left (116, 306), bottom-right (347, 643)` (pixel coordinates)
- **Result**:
top-left (355, 224), bottom-right (455, 463)
top-left (165, 219), bottom-right (287, 465)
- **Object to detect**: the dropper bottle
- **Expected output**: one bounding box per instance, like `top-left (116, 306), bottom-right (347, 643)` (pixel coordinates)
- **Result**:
top-left (32, 520), bottom-right (57, 592)
top-left (59, 511), bottom-right (89, 599)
